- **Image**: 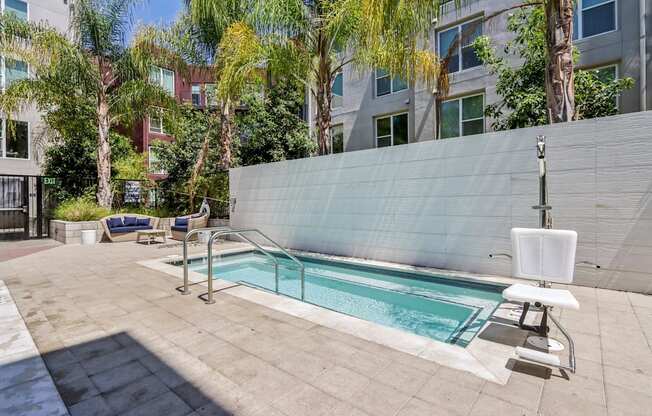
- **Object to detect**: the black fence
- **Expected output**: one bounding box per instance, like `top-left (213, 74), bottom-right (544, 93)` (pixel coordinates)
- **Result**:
top-left (0, 174), bottom-right (230, 241)
top-left (0, 175), bottom-right (58, 240)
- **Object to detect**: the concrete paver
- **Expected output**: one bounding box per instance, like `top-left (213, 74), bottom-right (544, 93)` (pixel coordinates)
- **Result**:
top-left (0, 240), bottom-right (650, 415)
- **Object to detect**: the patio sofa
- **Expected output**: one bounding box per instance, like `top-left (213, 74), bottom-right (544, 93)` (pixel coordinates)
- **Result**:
top-left (170, 212), bottom-right (208, 241)
top-left (100, 214), bottom-right (160, 243)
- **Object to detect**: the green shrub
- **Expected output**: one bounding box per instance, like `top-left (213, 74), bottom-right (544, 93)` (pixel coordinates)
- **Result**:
top-left (54, 196), bottom-right (111, 221)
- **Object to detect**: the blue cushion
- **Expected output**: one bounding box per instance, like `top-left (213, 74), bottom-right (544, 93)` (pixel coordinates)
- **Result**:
top-left (110, 225), bottom-right (153, 234)
top-left (171, 225), bottom-right (188, 232)
top-left (175, 217), bottom-right (189, 226)
top-left (123, 216), bottom-right (138, 226)
top-left (107, 217), bottom-right (124, 229)
top-left (136, 218), bottom-right (150, 226)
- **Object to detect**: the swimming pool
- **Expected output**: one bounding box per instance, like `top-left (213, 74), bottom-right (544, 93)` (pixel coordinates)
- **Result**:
top-left (179, 251), bottom-right (504, 347)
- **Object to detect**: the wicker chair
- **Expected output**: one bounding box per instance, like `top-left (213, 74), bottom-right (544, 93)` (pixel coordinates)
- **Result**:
top-left (170, 213), bottom-right (209, 241)
top-left (100, 214), bottom-right (160, 243)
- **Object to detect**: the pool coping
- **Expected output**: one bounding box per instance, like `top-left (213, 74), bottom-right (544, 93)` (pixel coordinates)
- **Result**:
top-left (0, 280), bottom-right (69, 415)
top-left (140, 245), bottom-right (535, 385)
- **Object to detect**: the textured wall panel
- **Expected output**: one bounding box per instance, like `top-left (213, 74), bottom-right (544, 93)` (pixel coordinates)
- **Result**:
top-left (230, 113), bottom-right (652, 293)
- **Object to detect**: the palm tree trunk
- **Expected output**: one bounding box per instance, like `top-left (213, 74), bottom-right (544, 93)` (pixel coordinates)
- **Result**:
top-left (187, 115), bottom-right (216, 212)
top-left (96, 94), bottom-right (112, 208)
top-left (219, 98), bottom-right (233, 171)
top-left (544, 0), bottom-right (575, 123)
top-left (315, 30), bottom-right (332, 156)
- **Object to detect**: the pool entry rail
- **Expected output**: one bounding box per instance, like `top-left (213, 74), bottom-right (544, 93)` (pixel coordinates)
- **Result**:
top-left (182, 227), bottom-right (306, 304)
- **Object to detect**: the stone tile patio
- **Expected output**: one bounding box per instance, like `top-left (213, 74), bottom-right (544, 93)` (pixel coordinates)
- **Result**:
top-left (1, 240), bottom-right (651, 415)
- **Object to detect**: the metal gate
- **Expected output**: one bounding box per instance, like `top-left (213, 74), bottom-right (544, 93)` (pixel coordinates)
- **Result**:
top-left (0, 175), bottom-right (55, 240)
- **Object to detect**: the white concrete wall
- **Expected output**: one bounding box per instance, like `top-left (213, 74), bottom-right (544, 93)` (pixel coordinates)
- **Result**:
top-left (230, 112), bottom-right (652, 294)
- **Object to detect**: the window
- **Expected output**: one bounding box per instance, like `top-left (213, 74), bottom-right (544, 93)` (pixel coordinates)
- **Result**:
top-left (375, 113), bottom-right (408, 148)
top-left (150, 66), bottom-right (175, 95)
top-left (1, 119), bottom-right (29, 159)
top-left (591, 64), bottom-right (619, 108)
top-left (148, 145), bottom-right (165, 174)
top-left (592, 64), bottom-right (617, 83)
top-left (205, 84), bottom-right (218, 107)
top-left (438, 18), bottom-right (483, 73)
top-left (149, 109), bottom-right (165, 134)
top-left (441, 94), bottom-right (484, 139)
top-left (4, 0), bottom-right (28, 21)
top-left (574, 0), bottom-right (616, 39)
top-left (4, 57), bottom-right (27, 88)
top-left (331, 124), bottom-right (344, 154)
top-left (375, 69), bottom-right (407, 97)
top-left (191, 85), bottom-right (201, 107)
top-left (332, 71), bottom-right (343, 108)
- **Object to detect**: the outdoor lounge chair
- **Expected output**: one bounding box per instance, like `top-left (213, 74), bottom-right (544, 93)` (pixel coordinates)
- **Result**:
top-left (100, 214), bottom-right (160, 243)
top-left (170, 212), bottom-right (209, 241)
top-left (502, 227), bottom-right (579, 373)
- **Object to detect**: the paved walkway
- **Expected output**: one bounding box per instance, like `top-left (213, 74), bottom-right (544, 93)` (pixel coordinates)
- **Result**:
top-left (0, 240), bottom-right (651, 415)
top-left (0, 239), bottom-right (61, 262)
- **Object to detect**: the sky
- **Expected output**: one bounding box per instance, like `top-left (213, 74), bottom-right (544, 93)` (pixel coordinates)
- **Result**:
top-left (128, 1), bottom-right (184, 40)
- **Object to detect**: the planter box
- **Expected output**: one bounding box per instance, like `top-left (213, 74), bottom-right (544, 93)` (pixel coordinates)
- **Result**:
top-left (208, 218), bottom-right (230, 228)
top-left (50, 220), bottom-right (104, 244)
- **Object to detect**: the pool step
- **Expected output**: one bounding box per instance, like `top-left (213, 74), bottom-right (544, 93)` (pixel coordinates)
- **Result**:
top-left (515, 346), bottom-right (561, 367)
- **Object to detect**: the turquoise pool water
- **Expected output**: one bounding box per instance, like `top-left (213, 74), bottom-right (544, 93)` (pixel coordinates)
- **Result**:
top-left (180, 251), bottom-right (504, 346)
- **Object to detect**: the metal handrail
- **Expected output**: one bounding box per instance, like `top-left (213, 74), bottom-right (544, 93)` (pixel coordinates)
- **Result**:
top-left (548, 313), bottom-right (576, 373)
top-left (246, 228), bottom-right (306, 299)
top-left (205, 229), bottom-right (306, 304)
top-left (182, 226), bottom-right (231, 295)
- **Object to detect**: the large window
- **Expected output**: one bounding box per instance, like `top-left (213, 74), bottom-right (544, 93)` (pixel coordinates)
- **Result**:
top-left (591, 64), bottom-right (619, 108)
top-left (149, 108), bottom-right (165, 134)
top-left (191, 85), bottom-right (201, 107)
top-left (205, 84), bottom-right (218, 107)
top-left (331, 124), bottom-right (344, 154)
top-left (574, 0), bottom-right (616, 39)
top-left (592, 64), bottom-right (617, 83)
top-left (4, 57), bottom-right (28, 88)
top-left (1, 120), bottom-right (29, 159)
top-left (440, 94), bottom-right (484, 139)
top-left (332, 71), bottom-right (343, 108)
top-left (4, 0), bottom-right (28, 21)
top-left (150, 66), bottom-right (175, 95)
top-left (375, 69), bottom-right (407, 97)
top-left (375, 113), bottom-right (408, 148)
top-left (148, 145), bottom-right (165, 174)
top-left (438, 18), bottom-right (483, 73)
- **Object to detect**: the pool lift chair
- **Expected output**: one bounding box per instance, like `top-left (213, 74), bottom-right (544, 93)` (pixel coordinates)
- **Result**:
top-left (491, 136), bottom-right (599, 373)
top-left (503, 227), bottom-right (580, 373)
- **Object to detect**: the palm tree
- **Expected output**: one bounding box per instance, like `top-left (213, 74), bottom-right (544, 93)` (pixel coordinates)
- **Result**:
top-left (136, 6), bottom-right (264, 209)
top-left (0, 0), bottom-right (176, 208)
top-left (188, 0), bottom-right (445, 156)
top-left (544, 0), bottom-right (575, 122)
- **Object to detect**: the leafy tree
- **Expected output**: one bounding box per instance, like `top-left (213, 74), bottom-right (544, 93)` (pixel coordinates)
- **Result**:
top-left (43, 133), bottom-right (138, 202)
top-left (151, 105), bottom-right (227, 214)
top-left (190, 0), bottom-right (448, 155)
top-left (137, 11), bottom-right (265, 206)
top-left (473, 5), bottom-right (633, 131)
top-left (237, 81), bottom-right (316, 166)
top-left (0, 0), bottom-right (175, 207)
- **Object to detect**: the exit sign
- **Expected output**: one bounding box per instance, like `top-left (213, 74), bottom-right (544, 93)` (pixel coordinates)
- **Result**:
top-left (43, 177), bottom-right (57, 185)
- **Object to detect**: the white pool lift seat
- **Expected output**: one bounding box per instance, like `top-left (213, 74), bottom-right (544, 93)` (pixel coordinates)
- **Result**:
top-left (503, 228), bottom-right (579, 373)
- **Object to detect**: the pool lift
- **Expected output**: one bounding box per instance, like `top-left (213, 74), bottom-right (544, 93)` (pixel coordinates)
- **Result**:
top-left (490, 136), bottom-right (600, 374)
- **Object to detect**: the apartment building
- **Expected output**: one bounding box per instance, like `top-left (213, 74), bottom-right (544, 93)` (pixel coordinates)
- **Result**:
top-left (0, 0), bottom-right (71, 176)
top-left (131, 66), bottom-right (215, 179)
top-left (324, 0), bottom-right (650, 153)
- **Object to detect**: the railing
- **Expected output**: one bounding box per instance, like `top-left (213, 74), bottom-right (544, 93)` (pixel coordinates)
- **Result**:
top-left (182, 227), bottom-right (305, 304)
top-left (182, 226), bottom-right (232, 295)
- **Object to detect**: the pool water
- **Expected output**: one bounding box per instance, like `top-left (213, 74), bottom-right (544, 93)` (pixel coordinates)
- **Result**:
top-left (181, 251), bottom-right (504, 347)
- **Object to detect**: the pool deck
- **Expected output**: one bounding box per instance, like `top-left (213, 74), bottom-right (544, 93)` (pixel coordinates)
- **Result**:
top-left (1, 240), bottom-right (651, 416)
